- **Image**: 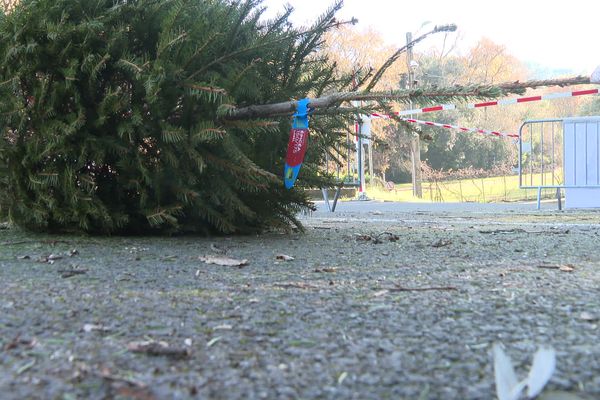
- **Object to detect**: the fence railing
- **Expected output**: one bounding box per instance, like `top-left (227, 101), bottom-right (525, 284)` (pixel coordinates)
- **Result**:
top-left (519, 117), bottom-right (600, 209)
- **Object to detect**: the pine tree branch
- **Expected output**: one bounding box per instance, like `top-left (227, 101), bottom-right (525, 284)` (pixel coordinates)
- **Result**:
top-left (225, 76), bottom-right (592, 120)
top-left (186, 16), bottom-right (357, 82)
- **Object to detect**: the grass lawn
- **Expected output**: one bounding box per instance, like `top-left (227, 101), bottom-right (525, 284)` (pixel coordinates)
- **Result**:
top-left (360, 174), bottom-right (561, 203)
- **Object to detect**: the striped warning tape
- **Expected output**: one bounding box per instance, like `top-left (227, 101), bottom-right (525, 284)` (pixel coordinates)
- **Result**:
top-left (370, 113), bottom-right (518, 138)
top-left (467, 88), bottom-right (599, 109)
top-left (398, 104), bottom-right (456, 115)
top-left (392, 88), bottom-right (599, 117)
top-left (402, 118), bottom-right (518, 138)
top-left (368, 87), bottom-right (599, 138)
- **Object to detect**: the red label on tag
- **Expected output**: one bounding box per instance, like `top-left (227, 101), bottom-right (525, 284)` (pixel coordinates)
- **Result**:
top-left (285, 128), bottom-right (309, 167)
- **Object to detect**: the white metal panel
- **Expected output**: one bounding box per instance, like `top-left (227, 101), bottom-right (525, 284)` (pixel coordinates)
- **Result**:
top-left (592, 65), bottom-right (600, 84)
top-left (564, 117), bottom-right (600, 208)
top-left (564, 121), bottom-right (576, 186)
top-left (586, 122), bottom-right (599, 185)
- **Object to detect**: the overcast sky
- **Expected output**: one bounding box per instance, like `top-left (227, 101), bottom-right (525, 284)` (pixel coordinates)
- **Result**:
top-left (262, 0), bottom-right (600, 76)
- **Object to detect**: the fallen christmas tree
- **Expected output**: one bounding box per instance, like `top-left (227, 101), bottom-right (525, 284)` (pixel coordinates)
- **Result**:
top-left (0, 0), bottom-right (593, 234)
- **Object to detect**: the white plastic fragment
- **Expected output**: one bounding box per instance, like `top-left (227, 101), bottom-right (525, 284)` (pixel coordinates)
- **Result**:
top-left (494, 343), bottom-right (522, 400)
top-left (337, 371), bottom-right (348, 385)
top-left (526, 347), bottom-right (556, 398)
top-left (493, 343), bottom-right (556, 400)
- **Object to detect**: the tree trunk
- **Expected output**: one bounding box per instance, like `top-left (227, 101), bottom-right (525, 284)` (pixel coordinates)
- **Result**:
top-left (225, 76), bottom-right (592, 120)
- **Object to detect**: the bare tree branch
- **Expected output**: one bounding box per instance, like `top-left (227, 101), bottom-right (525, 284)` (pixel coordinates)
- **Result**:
top-left (364, 24), bottom-right (457, 92)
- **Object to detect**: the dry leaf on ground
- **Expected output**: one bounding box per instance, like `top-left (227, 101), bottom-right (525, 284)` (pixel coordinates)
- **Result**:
top-left (314, 267), bottom-right (338, 273)
top-left (354, 232), bottom-right (399, 244)
top-left (58, 267), bottom-right (88, 278)
top-left (199, 255), bottom-right (248, 267)
top-left (431, 239), bottom-right (452, 248)
top-left (3, 335), bottom-right (37, 351)
top-left (355, 234), bottom-right (373, 242)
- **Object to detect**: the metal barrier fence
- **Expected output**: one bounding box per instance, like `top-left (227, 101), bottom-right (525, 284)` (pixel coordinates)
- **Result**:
top-left (519, 117), bottom-right (600, 209)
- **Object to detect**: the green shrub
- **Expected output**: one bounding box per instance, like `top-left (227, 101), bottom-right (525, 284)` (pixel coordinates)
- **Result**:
top-left (0, 0), bottom-right (348, 234)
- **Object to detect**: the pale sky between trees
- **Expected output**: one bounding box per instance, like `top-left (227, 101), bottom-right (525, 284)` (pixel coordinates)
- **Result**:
top-left (262, 0), bottom-right (600, 76)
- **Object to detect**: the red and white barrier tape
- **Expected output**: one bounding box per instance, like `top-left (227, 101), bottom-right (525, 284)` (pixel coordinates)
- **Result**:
top-left (467, 88), bottom-right (599, 109)
top-left (403, 117), bottom-right (518, 138)
top-left (398, 104), bottom-right (456, 115)
top-left (368, 87), bottom-right (599, 138)
top-left (391, 88), bottom-right (599, 117)
top-left (371, 113), bottom-right (518, 138)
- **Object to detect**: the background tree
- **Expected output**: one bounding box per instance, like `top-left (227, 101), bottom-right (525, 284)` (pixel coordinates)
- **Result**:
top-left (0, 0), bottom-right (18, 13)
top-left (319, 30), bottom-right (594, 184)
top-left (418, 39), bottom-right (528, 174)
top-left (321, 26), bottom-right (406, 181)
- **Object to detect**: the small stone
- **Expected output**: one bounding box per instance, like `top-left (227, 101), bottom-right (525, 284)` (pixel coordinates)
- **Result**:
top-left (580, 311), bottom-right (596, 321)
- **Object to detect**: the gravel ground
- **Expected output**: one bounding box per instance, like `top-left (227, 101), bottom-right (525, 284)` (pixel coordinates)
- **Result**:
top-left (1, 202), bottom-right (600, 399)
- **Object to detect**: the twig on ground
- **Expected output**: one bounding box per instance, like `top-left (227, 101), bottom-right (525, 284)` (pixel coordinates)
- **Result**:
top-left (273, 282), bottom-right (318, 290)
top-left (1, 239), bottom-right (70, 246)
top-left (479, 228), bottom-right (526, 234)
top-left (127, 340), bottom-right (191, 359)
top-left (537, 264), bottom-right (575, 272)
top-left (387, 286), bottom-right (458, 292)
top-left (57, 268), bottom-right (88, 278)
